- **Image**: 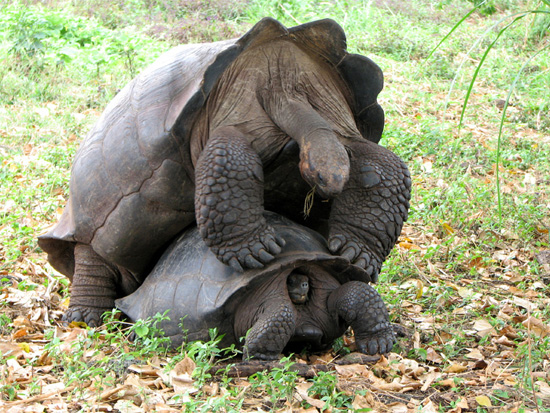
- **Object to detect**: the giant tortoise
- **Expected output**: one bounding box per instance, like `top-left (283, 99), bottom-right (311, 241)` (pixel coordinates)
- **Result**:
top-left (116, 213), bottom-right (396, 360)
top-left (38, 17), bottom-right (411, 326)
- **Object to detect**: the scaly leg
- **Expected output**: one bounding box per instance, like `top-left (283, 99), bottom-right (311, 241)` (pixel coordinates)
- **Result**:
top-left (328, 281), bottom-right (396, 355)
top-left (63, 243), bottom-right (119, 327)
top-left (195, 128), bottom-right (285, 272)
top-left (242, 301), bottom-right (297, 360)
top-left (328, 140), bottom-right (411, 282)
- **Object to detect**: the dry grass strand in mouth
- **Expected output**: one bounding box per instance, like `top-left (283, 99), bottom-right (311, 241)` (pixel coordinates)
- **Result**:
top-left (303, 185), bottom-right (316, 218)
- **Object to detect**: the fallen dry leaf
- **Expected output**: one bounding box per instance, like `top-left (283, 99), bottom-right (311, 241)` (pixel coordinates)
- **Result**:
top-left (522, 316), bottom-right (550, 337)
top-left (351, 391), bottom-right (376, 410)
top-left (387, 401), bottom-right (409, 412)
top-left (465, 348), bottom-right (484, 360)
top-left (445, 363), bottom-right (468, 373)
top-left (419, 400), bottom-right (439, 412)
top-left (456, 397), bottom-right (469, 409)
top-left (168, 357), bottom-right (198, 394)
top-left (295, 382), bottom-right (326, 409)
top-left (0, 342), bottom-right (25, 359)
top-left (472, 319), bottom-right (497, 337)
top-left (475, 395), bottom-right (492, 407)
top-left (425, 347), bottom-right (444, 363)
top-left (536, 381), bottom-right (550, 399)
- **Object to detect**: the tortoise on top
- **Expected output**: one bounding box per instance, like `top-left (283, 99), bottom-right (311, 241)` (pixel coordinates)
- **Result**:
top-left (38, 17), bottom-right (411, 326)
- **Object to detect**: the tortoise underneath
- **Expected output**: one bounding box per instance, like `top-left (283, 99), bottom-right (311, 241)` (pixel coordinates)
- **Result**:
top-left (116, 213), bottom-right (396, 360)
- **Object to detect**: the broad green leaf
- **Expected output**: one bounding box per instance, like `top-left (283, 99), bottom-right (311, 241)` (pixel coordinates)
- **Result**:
top-left (134, 324), bottom-right (149, 338)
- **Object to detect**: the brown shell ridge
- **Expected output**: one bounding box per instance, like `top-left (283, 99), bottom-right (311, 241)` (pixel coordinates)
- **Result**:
top-left (171, 44), bottom-right (242, 177)
top-left (287, 18), bottom-right (348, 66)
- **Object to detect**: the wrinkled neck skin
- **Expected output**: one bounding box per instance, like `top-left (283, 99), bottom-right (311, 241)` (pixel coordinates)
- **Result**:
top-left (257, 41), bottom-right (357, 199)
top-left (192, 39), bottom-right (361, 198)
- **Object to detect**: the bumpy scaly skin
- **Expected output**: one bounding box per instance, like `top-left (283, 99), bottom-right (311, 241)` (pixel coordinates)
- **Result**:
top-left (328, 281), bottom-right (395, 355)
top-left (329, 140), bottom-right (411, 282)
top-left (243, 302), bottom-right (297, 360)
top-left (240, 272), bottom-right (396, 360)
top-left (195, 134), bottom-right (285, 272)
top-left (64, 244), bottom-right (120, 327)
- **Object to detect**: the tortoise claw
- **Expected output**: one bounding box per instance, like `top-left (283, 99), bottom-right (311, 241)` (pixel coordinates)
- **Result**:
top-left (341, 245), bottom-right (359, 261)
top-left (257, 249), bottom-right (275, 264)
top-left (244, 255), bottom-right (264, 269)
top-left (329, 236), bottom-right (344, 253)
top-left (213, 223), bottom-right (285, 272)
top-left (63, 306), bottom-right (106, 328)
top-left (356, 327), bottom-right (396, 356)
top-left (228, 257), bottom-right (244, 273)
top-left (328, 230), bottom-right (381, 281)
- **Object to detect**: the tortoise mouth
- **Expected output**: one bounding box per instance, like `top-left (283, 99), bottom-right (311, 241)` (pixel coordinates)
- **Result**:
top-left (289, 292), bottom-right (308, 304)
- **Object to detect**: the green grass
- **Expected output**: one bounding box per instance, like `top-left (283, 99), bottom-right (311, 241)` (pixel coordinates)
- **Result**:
top-left (1, 0), bottom-right (549, 410)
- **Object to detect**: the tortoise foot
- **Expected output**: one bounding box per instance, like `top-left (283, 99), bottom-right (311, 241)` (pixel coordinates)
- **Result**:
top-left (63, 305), bottom-right (108, 327)
top-left (328, 281), bottom-right (395, 354)
top-left (63, 243), bottom-right (118, 327)
top-left (195, 131), bottom-right (286, 271)
top-left (328, 231), bottom-right (380, 281)
top-left (243, 301), bottom-right (296, 360)
top-left (355, 325), bottom-right (396, 355)
top-left (216, 223), bottom-right (285, 272)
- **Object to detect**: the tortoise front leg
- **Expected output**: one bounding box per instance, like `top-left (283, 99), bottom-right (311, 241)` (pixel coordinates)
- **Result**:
top-left (328, 281), bottom-right (395, 355)
top-left (241, 301), bottom-right (297, 360)
top-left (64, 243), bottom-right (119, 327)
top-left (195, 128), bottom-right (285, 272)
top-left (328, 140), bottom-right (411, 282)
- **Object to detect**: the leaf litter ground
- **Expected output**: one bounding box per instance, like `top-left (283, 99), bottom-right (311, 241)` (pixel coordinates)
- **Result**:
top-left (1, 2), bottom-right (550, 412)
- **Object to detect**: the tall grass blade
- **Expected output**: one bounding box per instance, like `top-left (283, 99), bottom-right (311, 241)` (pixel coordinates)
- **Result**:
top-left (452, 10), bottom-right (550, 131)
top-left (443, 11), bottom-right (529, 120)
top-left (495, 43), bottom-right (550, 225)
top-left (457, 17), bottom-right (523, 131)
top-left (427, 5), bottom-right (480, 60)
top-left (434, 6), bottom-right (549, 228)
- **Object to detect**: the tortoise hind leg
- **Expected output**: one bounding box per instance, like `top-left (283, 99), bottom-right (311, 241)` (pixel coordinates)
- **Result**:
top-left (327, 281), bottom-right (396, 355)
top-left (63, 243), bottom-right (119, 327)
top-left (195, 128), bottom-right (285, 272)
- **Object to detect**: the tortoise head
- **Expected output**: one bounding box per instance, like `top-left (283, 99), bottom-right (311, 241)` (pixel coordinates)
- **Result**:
top-left (287, 272), bottom-right (309, 304)
top-left (299, 138), bottom-right (350, 199)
